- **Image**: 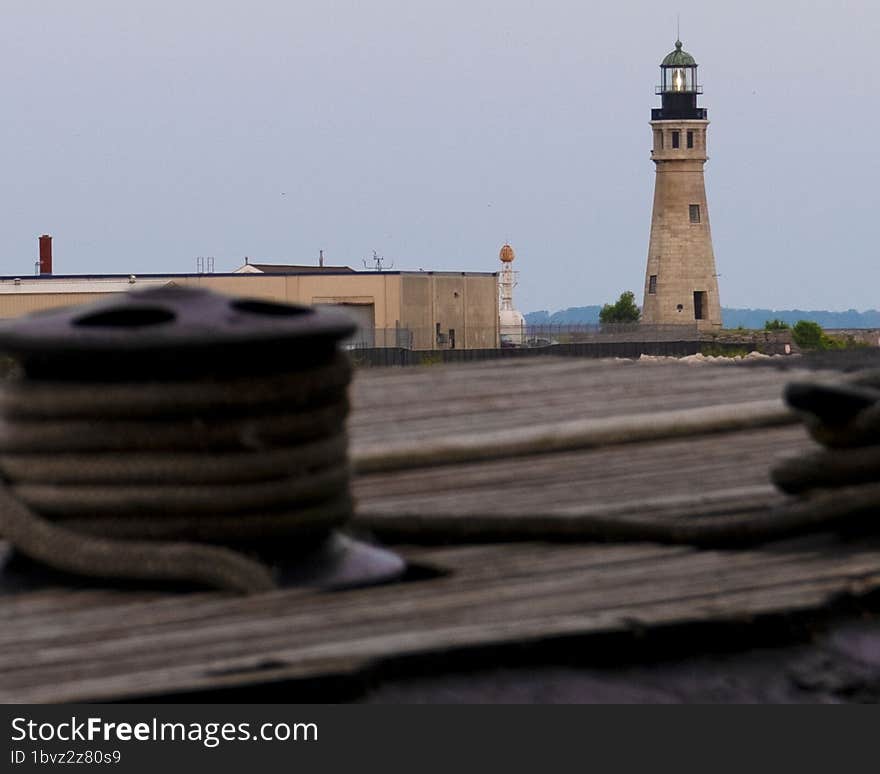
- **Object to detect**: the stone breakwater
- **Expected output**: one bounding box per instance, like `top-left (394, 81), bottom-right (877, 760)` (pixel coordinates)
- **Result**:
top-left (639, 351), bottom-right (778, 364)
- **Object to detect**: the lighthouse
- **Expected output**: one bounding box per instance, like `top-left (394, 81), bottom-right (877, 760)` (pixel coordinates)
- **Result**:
top-left (641, 40), bottom-right (721, 330)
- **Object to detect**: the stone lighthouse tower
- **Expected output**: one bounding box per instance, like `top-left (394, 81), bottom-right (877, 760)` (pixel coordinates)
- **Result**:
top-left (642, 40), bottom-right (721, 330)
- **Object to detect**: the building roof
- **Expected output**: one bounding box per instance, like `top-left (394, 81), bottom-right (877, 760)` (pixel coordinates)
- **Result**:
top-left (0, 269), bottom-right (500, 296)
top-left (0, 277), bottom-right (171, 295)
top-left (661, 40), bottom-right (697, 67)
top-left (238, 263), bottom-right (356, 275)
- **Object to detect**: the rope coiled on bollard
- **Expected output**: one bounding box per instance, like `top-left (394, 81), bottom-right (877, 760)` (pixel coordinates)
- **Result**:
top-left (773, 370), bottom-right (880, 494)
top-left (0, 352), bottom-right (353, 593)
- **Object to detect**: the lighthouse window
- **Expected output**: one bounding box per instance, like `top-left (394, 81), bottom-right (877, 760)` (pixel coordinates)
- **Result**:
top-left (671, 131), bottom-right (680, 149)
top-left (686, 130), bottom-right (694, 148)
top-left (689, 204), bottom-right (701, 223)
top-left (648, 275), bottom-right (657, 294)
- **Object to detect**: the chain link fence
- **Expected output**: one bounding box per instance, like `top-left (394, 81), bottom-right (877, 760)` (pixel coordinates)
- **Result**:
top-left (345, 323), bottom-right (701, 350)
top-left (522, 323), bottom-right (700, 345)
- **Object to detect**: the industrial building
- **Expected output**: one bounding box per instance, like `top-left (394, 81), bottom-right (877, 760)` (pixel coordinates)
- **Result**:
top-left (0, 240), bottom-right (500, 350)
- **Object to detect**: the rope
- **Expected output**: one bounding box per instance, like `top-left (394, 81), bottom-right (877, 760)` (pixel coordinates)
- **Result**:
top-left (771, 376), bottom-right (880, 498)
top-left (0, 353), bottom-right (353, 593)
top-left (354, 483), bottom-right (880, 546)
top-left (353, 399), bottom-right (797, 474)
top-left (353, 375), bottom-right (880, 546)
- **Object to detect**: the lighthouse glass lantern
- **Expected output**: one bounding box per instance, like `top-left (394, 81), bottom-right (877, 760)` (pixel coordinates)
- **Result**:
top-left (659, 41), bottom-right (700, 92)
top-left (662, 67), bottom-right (696, 93)
top-left (653, 40), bottom-right (705, 121)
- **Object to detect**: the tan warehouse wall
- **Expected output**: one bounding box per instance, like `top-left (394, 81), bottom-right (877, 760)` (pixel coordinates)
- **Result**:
top-left (462, 274), bottom-right (501, 349)
top-left (400, 273), bottom-right (499, 349)
top-left (175, 273), bottom-right (404, 329)
top-left (0, 291), bottom-right (124, 316)
top-left (400, 275), bottom-right (433, 349)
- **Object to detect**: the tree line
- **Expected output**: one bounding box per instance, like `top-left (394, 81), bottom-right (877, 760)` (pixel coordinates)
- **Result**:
top-left (527, 302), bottom-right (880, 329)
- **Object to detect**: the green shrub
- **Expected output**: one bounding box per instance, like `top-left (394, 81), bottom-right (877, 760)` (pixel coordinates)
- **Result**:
top-left (820, 333), bottom-right (867, 350)
top-left (764, 319), bottom-right (790, 331)
top-left (599, 291), bottom-right (641, 324)
top-left (790, 320), bottom-right (866, 351)
top-left (792, 320), bottom-right (824, 350)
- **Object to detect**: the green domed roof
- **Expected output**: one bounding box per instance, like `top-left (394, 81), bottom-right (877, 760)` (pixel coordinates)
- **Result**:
top-left (661, 40), bottom-right (697, 67)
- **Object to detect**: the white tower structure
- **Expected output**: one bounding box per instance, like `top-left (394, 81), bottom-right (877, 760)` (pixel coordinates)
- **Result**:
top-left (498, 243), bottom-right (525, 346)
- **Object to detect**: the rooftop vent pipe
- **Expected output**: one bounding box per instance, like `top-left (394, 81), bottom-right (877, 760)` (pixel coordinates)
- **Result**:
top-left (38, 235), bottom-right (52, 275)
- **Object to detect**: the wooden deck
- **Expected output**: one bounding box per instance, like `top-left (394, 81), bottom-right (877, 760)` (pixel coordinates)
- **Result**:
top-left (3, 356), bottom-right (880, 703)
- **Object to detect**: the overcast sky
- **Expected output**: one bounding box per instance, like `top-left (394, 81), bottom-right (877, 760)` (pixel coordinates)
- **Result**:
top-left (0, 1), bottom-right (876, 312)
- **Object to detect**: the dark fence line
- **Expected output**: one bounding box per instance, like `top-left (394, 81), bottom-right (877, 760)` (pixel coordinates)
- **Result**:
top-left (344, 324), bottom-right (706, 350)
top-left (524, 323), bottom-right (700, 343)
top-left (345, 328), bottom-right (414, 349)
top-left (349, 339), bottom-right (707, 368)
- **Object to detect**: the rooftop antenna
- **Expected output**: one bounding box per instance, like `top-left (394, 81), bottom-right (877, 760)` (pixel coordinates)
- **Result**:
top-left (319, 249), bottom-right (324, 268)
top-left (677, 13), bottom-right (680, 42)
top-left (363, 250), bottom-right (393, 271)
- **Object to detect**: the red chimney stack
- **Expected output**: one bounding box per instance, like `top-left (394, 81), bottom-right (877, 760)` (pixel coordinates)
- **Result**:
top-left (38, 234), bottom-right (52, 275)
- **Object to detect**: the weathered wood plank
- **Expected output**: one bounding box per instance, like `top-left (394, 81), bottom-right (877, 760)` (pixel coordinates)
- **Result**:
top-left (352, 427), bottom-right (811, 519)
top-left (349, 361), bottom-right (818, 444)
top-left (2, 537), bottom-right (879, 702)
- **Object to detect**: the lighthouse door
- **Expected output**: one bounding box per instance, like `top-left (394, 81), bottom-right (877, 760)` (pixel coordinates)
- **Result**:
top-left (693, 291), bottom-right (707, 320)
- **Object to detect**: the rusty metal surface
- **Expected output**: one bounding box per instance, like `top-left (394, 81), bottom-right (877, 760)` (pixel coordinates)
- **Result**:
top-left (0, 286), bottom-right (355, 379)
